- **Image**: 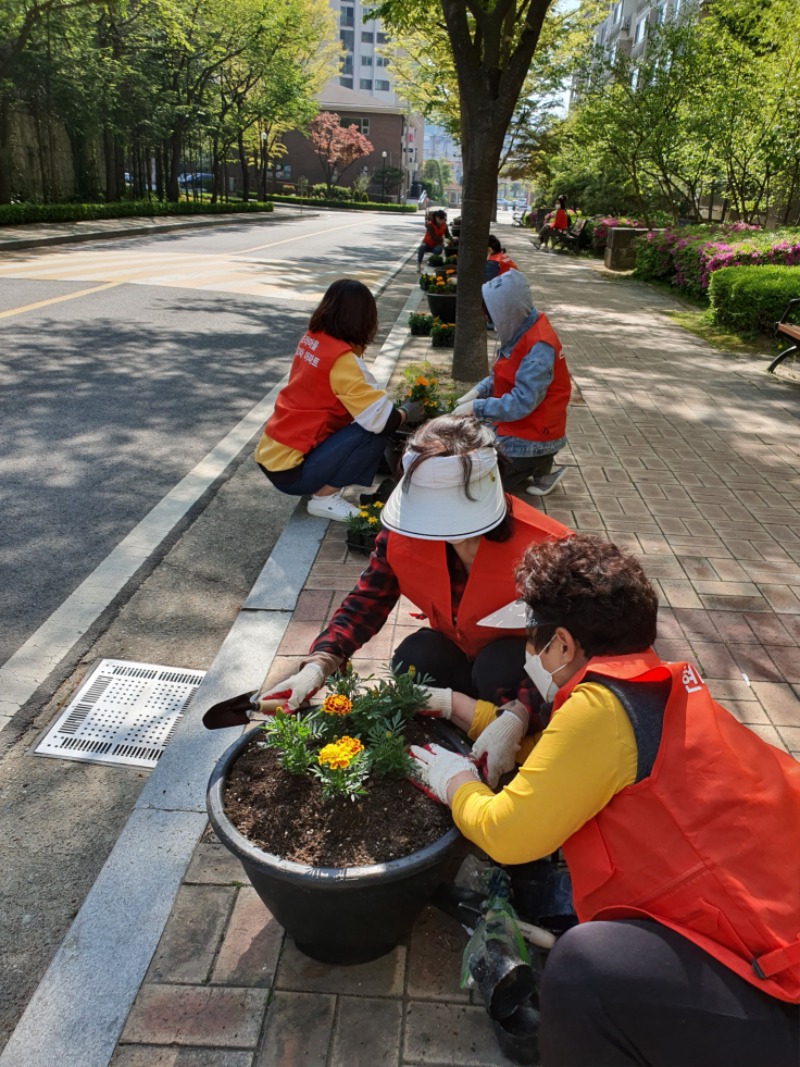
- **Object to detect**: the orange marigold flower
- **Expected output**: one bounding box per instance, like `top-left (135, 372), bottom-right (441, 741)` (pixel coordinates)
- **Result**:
top-left (337, 735), bottom-right (364, 758)
top-left (321, 693), bottom-right (352, 716)
top-left (415, 376), bottom-right (430, 386)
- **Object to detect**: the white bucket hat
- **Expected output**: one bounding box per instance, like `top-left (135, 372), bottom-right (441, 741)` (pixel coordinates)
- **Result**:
top-left (381, 446), bottom-right (506, 541)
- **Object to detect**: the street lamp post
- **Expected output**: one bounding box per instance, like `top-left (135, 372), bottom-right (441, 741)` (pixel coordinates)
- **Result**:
top-left (381, 150), bottom-right (387, 202)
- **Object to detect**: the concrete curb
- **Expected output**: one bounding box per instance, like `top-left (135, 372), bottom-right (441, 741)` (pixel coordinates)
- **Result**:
top-left (0, 256), bottom-right (419, 1067)
top-left (0, 211), bottom-right (300, 252)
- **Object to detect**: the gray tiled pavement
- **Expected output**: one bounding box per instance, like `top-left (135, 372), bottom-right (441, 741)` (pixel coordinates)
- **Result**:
top-left (10, 226), bottom-right (800, 1066)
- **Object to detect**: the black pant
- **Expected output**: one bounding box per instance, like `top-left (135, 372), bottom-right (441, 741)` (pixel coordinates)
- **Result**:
top-left (391, 628), bottom-right (526, 703)
top-left (539, 919), bottom-right (800, 1067)
top-left (500, 454), bottom-right (555, 493)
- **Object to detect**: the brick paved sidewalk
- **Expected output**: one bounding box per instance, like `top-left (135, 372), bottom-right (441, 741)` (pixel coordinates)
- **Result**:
top-left (111, 233), bottom-right (800, 1067)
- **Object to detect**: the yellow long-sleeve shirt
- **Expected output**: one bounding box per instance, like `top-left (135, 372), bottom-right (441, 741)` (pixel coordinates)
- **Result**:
top-left (255, 350), bottom-right (394, 471)
top-left (453, 682), bottom-right (638, 865)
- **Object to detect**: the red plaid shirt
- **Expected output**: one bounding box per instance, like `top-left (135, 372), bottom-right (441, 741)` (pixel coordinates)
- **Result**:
top-left (310, 529), bottom-right (468, 661)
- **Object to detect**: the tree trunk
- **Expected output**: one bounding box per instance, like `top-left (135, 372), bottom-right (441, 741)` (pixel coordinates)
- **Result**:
top-left (451, 114), bottom-right (505, 382)
top-left (238, 132), bottom-right (249, 201)
top-left (0, 94), bottom-right (11, 205)
top-left (167, 131), bottom-right (181, 202)
top-left (155, 144), bottom-right (165, 201)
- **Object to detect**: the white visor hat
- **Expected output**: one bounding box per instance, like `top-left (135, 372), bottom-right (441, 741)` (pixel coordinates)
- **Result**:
top-left (381, 446), bottom-right (506, 541)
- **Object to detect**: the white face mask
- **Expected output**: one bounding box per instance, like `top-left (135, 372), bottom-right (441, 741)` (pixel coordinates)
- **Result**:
top-left (524, 634), bottom-right (569, 703)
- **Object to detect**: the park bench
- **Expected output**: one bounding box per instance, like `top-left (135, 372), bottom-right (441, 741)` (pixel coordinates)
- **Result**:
top-left (551, 216), bottom-right (587, 252)
top-left (768, 298), bottom-right (800, 373)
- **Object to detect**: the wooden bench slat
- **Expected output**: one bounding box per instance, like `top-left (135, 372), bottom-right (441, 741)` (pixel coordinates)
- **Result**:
top-left (777, 323), bottom-right (800, 340)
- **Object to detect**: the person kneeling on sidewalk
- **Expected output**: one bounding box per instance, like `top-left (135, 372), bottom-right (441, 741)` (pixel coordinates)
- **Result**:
top-left (254, 415), bottom-right (570, 719)
top-left (452, 270), bottom-right (570, 498)
top-left (255, 279), bottom-right (423, 522)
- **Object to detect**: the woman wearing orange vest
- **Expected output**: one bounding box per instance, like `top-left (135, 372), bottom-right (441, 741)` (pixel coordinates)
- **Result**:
top-left (255, 280), bottom-right (423, 522)
top-left (416, 209), bottom-right (451, 270)
top-left (485, 234), bottom-right (519, 280)
top-left (251, 416), bottom-right (570, 730)
top-left (411, 533), bottom-right (800, 1067)
top-left (453, 270), bottom-right (571, 499)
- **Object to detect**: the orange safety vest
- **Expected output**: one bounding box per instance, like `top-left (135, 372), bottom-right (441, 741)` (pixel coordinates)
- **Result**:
top-left (264, 331), bottom-right (353, 456)
top-left (492, 313), bottom-right (571, 443)
top-left (488, 251), bottom-right (518, 275)
top-left (424, 220), bottom-right (447, 249)
top-left (555, 652), bottom-right (800, 1003)
top-left (386, 497), bottom-right (569, 659)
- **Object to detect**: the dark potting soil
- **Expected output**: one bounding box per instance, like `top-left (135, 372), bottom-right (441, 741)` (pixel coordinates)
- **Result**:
top-left (223, 721), bottom-right (455, 868)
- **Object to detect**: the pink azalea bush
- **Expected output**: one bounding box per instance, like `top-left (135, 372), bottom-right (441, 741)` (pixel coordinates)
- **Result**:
top-left (634, 223), bottom-right (800, 302)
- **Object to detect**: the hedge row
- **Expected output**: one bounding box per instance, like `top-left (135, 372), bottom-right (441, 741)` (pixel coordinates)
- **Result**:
top-left (633, 223), bottom-right (800, 301)
top-left (264, 193), bottom-right (417, 213)
top-left (0, 199), bottom-right (274, 227)
top-left (708, 265), bottom-right (800, 335)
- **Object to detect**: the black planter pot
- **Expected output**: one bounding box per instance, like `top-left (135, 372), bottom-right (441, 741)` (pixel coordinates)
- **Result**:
top-left (345, 530), bottom-right (377, 555)
top-left (426, 292), bottom-right (457, 320)
top-left (207, 724), bottom-right (467, 965)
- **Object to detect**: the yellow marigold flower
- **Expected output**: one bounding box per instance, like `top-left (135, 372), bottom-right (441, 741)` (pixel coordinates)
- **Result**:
top-left (374, 501), bottom-right (384, 509)
top-left (358, 510), bottom-right (369, 518)
top-left (321, 693), bottom-right (352, 717)
top-left (317, 742), bottom-right (351, 770)
top-left (368, 516), bottom-right (378, 524)
top-left (407, 665), bottom-right (415, 674)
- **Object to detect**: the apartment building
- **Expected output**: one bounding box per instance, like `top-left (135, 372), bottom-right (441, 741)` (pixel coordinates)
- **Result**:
top-left (594, 0), bottom-right (688, 65)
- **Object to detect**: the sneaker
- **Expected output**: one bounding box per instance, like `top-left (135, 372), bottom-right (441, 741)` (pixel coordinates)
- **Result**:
top-left (525, 466), bottom-right (567, 497)
top-left (307, 491), bottom-right (360, 522)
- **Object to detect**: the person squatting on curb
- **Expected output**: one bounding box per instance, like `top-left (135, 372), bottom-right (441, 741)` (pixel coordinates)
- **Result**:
top-left (255, 417), bottom-right (571, 769)
top-left (453, 270), bottom-right (571, 498)
top-left (416, 209), bottom-right (451, 270)
top-left (254, 279), bottom-right (423, 523)
top-left (411, 533), bottom-right (800, 1067)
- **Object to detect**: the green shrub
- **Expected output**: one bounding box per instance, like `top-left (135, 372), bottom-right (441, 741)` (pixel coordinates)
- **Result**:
top-left (708, 265), bottom-right (800, 335)
top-left (262, 193), bottom-right (415, 213)
top-left (0, 199), bottom-right (273, 227)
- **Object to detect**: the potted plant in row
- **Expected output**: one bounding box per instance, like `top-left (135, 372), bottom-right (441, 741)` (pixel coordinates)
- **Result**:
top-left (431, 318), bottom-right (456, 349)
top-left (206, 666), bottom-right (468, 964)
top-left (419, 270), bottom-right (457, 319)
top-left (408, 311), bottom-right (433, 336)
top-left (344, 500), bottom-right (383, 555)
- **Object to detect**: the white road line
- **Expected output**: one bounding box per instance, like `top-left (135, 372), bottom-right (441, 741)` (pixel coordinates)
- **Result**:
top-left (0, 249), bottom-right (417, 734)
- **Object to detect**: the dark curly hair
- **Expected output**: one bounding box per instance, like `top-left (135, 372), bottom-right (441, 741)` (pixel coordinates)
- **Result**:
top-left (515, 533), bottom-right (658, 657)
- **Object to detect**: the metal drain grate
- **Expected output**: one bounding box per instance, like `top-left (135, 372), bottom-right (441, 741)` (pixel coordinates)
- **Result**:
top-left (35, 659), bottom-right (206, 769)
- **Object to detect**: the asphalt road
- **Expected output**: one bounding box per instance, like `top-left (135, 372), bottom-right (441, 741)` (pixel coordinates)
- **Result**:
top-left (0, 208), bottom-right (423, 671)
top-left (0, 208), bottom-right (423, 1051)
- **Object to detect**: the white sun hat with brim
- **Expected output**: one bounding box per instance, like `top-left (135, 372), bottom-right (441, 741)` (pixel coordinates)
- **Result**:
top-left (381, 445), bottom-right (506, 541)
top-left (478, 601), bottom-right (559, 629)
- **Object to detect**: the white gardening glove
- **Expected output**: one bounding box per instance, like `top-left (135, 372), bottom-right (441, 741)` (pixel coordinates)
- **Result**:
top-left (452, 400), bottom-right (475, 417)
top-left (408, 743), bottom-right (481, 804)
top-left (254, 661), bottom-right (327, 714)
top-left (417, 687), bottom-right (453, 719)
top-left (470, 700), bottom-right (528, 787)
top-left (456, 388), bottom-right (480, 405)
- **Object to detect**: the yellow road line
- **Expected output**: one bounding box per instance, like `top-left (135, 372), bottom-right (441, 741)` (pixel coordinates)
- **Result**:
top-left (0, 281), bottom-right (122, 320)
